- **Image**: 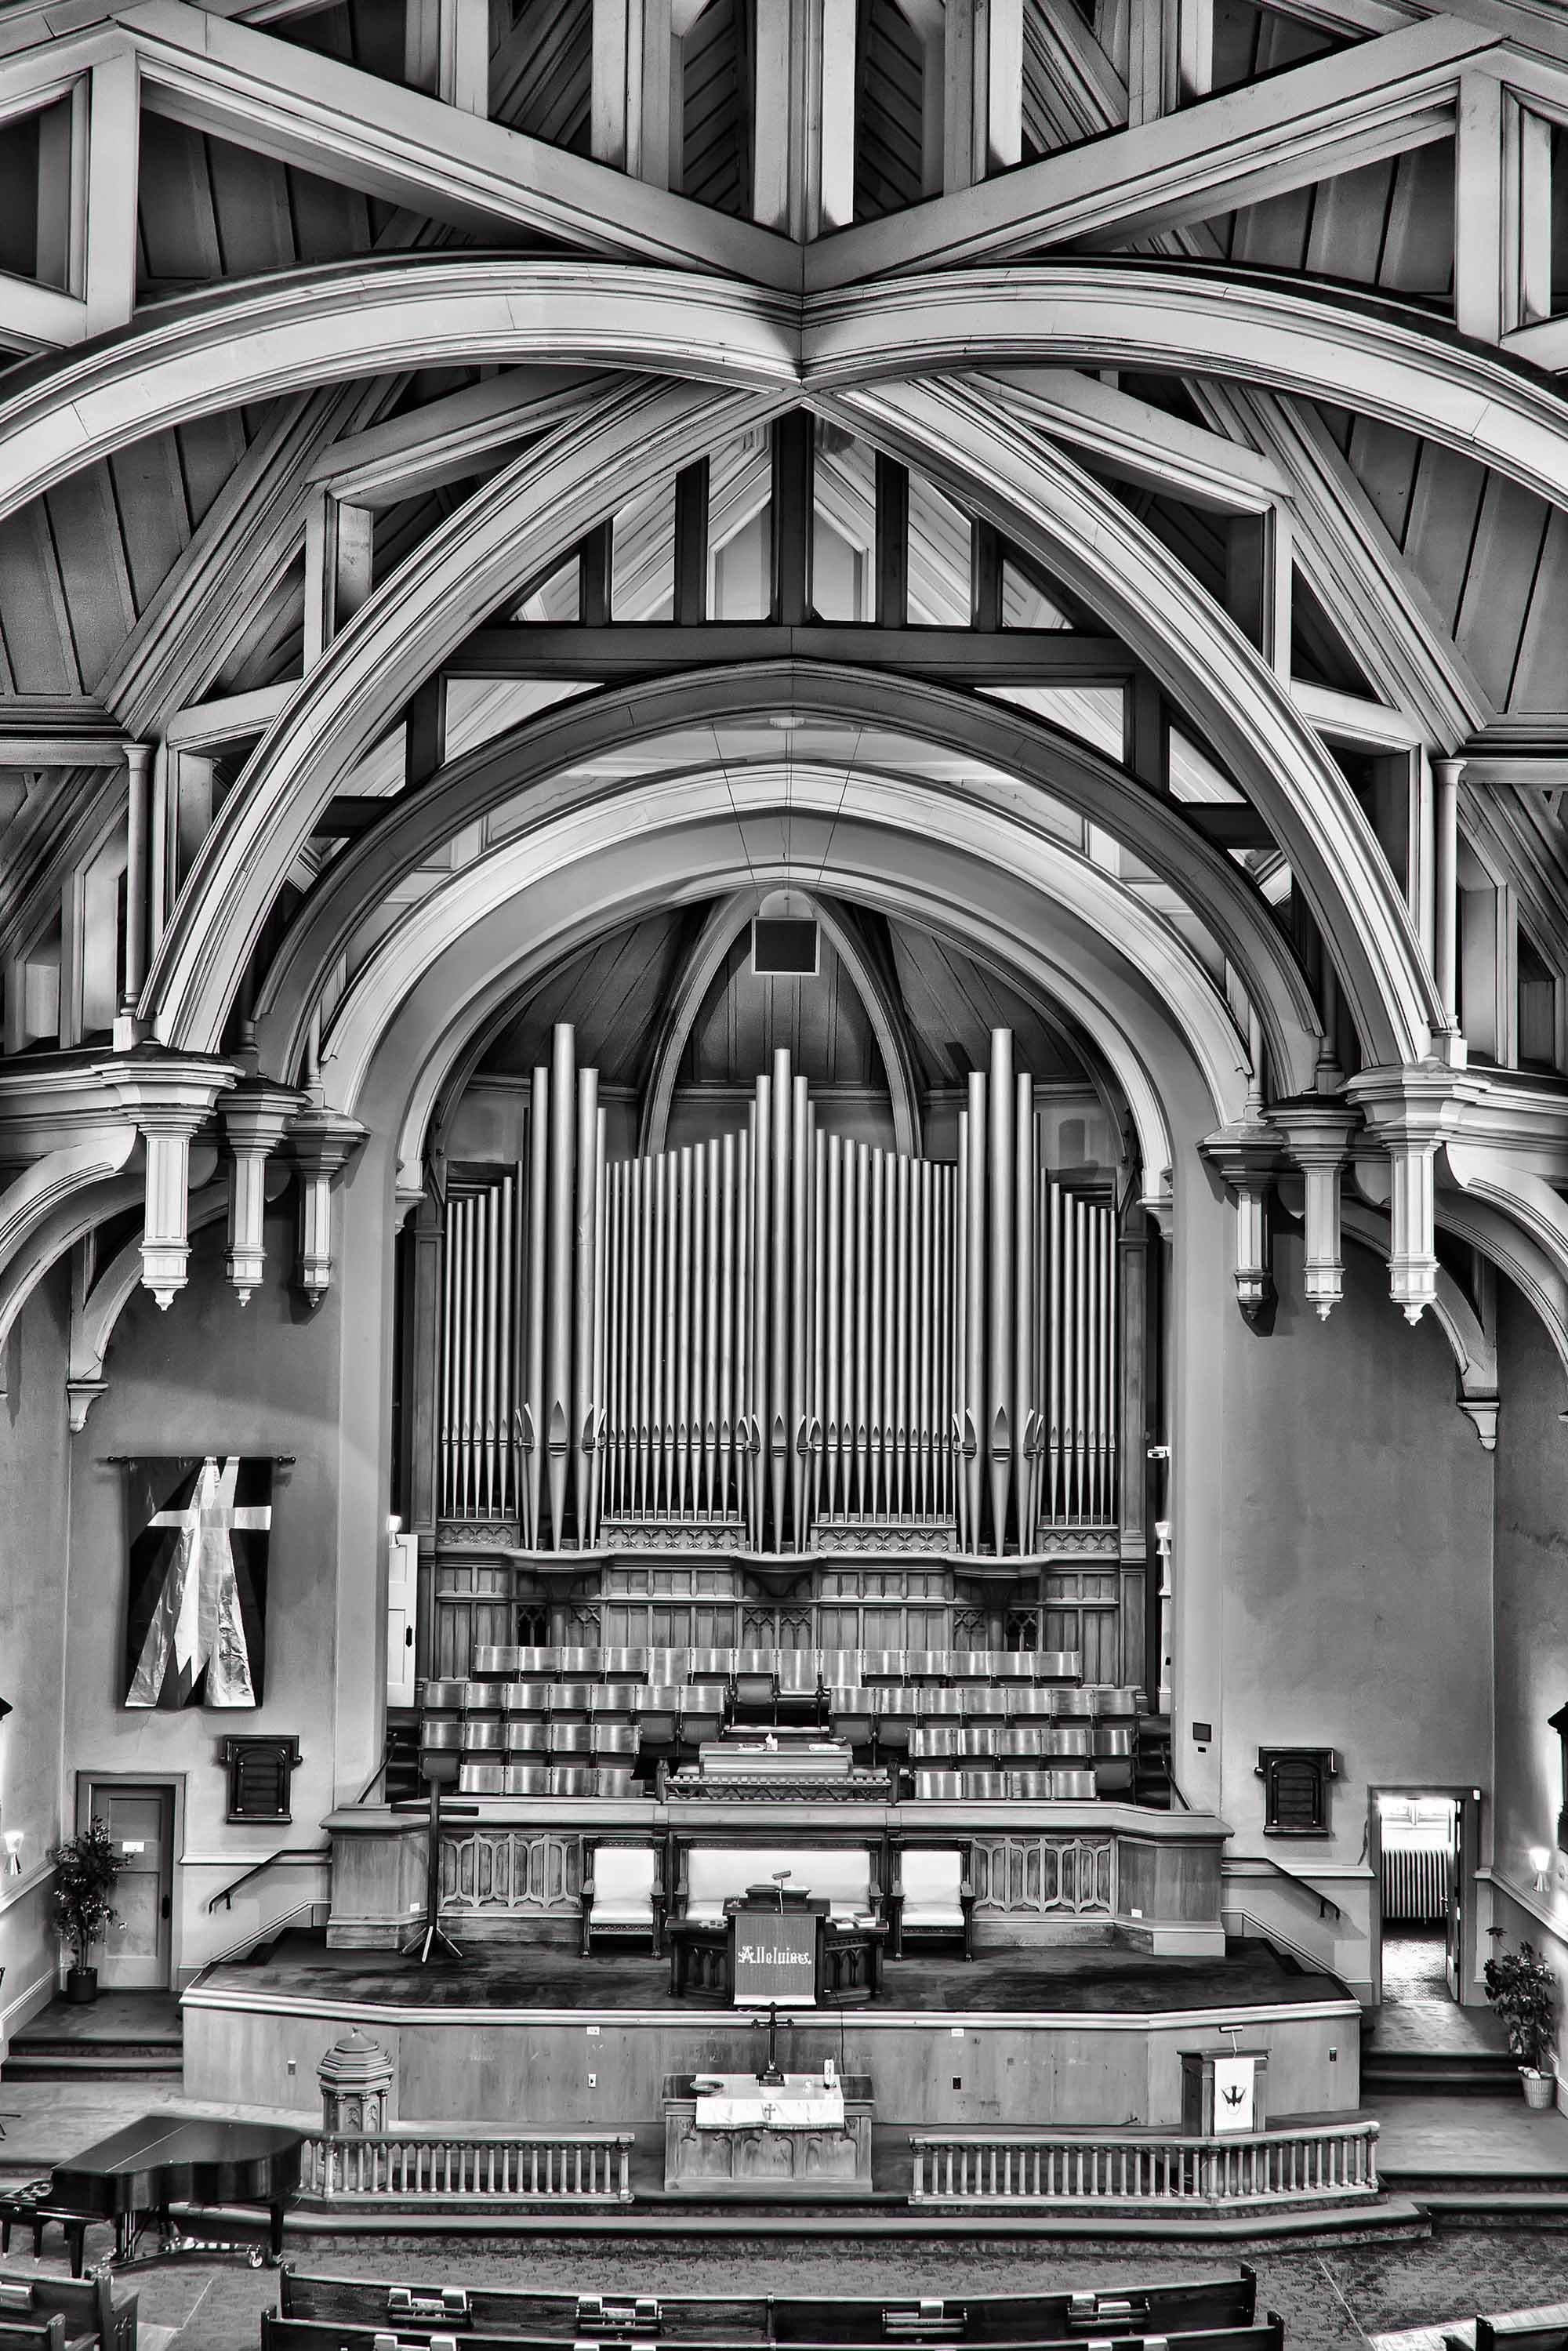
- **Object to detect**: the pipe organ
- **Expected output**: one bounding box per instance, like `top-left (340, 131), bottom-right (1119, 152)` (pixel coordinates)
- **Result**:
top-left (437, 1025), bottom-right (1119, 1555)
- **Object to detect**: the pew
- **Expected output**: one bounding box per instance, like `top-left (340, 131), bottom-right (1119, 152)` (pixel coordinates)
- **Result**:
top-left (1473, 2322), bottom-right (1568, 2351)
top-left (263, 2324), bottom-right (1279, 2351)
top-left (0, 2273), bottom-right (136, 2351)
top-left (278, 2268), bottom-right (1256, 2345)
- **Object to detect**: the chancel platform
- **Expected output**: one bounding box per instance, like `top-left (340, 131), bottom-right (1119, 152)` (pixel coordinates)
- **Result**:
top-left (183, 1928), bottom-right (1360, 2135)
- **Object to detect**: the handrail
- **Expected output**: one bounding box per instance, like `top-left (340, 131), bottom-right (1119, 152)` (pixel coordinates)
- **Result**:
top-left (356, 1756), bottom-right (389, 1804)
top-left (1229, 1852), bottom-right (1342, 1921)
top-left (205, 1844), bottom-right (329, 1912)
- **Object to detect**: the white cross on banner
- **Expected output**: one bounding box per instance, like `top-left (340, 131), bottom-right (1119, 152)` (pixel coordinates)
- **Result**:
top-left (124, 1457), bottom-right (274, 1708)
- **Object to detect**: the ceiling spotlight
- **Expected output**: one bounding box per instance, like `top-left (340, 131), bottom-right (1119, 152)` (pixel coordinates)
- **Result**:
top-left (1530, 1845), bottom-right (1552, 1891)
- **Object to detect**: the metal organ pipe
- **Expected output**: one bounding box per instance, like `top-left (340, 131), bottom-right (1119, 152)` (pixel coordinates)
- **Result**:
top-left (545, 1025), bottom-right (575, 1548)
top-left (769, 1052), bottom-right (791, 1551)
top-left (677, 1143), bottom-right (694, 1518)
top-left (590, 1110), bottom-right (608, 1544)
top-left (704, 1137), bottom-right (720, 1518)
top-left (572, 1061), bottom-right (600, 1545)
top-left (825, 1134), bottom-right (841, 1521)
top-left (750, 1083), bottom-right (769, 1547)
top-left (987, 1028), bottom-right (1015, 1558)
top-left (524, 1065), bottom-right (547, 1549)
top-left (964, 1074), bottom-right (986, 1550)
top-left (1014, 1070), bottom-right (1033, 1556)
top-left (789, 1072), bottom-right (809, 1549)
top-left (719, 1131), bottom-right (735, 1520)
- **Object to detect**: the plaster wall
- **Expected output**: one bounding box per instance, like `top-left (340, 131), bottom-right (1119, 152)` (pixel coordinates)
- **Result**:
top-left (0, 1265), bottom-right (73, 2041)
top-left (59, 1194), bottom-right (371, 1977)
top-left (1490, 1275), bottom-right (1568, 2080)
top-left (1207, 1226), bottom-right (1495, 2001)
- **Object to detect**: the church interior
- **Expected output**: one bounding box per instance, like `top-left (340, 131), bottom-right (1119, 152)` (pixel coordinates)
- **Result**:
top-left (4, 0), bottom-right (1568, 2334)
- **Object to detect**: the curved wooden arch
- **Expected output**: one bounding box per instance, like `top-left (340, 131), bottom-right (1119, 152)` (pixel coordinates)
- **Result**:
top-left (818, 374), bottom-right (1442, 1071)
top-left (144, 378), bottom-right (789, 1051)
top-left (2, 259), bottom-right (1566, 532)
top-left (257, 686), bottom-right (1316, 1103)
top-left (311, 769), bottom-right (1254, 1195)
top-left (1341, 1199), bottom-right (1499, 1448)
top-left (634, 889), bottom-right (924, 1158)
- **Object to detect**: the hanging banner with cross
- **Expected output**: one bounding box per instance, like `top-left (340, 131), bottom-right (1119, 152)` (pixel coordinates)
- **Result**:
top-left (122, 1457), bottom-right (274, 1708)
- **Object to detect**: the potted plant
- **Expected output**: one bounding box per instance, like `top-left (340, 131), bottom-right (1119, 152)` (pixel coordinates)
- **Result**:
top-left (48, 1819), bottom-right (126, 2004)
top-left (1484, 1940), bottom-right (1559, 2109)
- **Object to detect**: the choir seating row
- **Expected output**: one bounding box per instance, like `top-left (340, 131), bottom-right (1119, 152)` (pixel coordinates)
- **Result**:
top-left (452, 1763), bottom-right (1106, 1800)
top-left (469, 1646), bottom-right (1084, 1686)
top-left (423, 1682), bottom-right (1138, 1723)
top-left (275, 2264), bottom-right (1258, 2343)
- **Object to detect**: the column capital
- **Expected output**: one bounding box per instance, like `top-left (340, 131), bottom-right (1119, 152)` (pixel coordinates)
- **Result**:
top-left (1345, 1063), bottom-right (1482, 1151)
top-left (90, 1047), bottom-right (238, 1137)
top-left (1271, 1099), bottom-right (1359, 1321)
top-left (223, 1079), bottom-right (308, 1303)
top-left (288, 1105), bottom-right (368, 1306)
top-left (1345, 1065), bottom-right (1483, 1322)
top-left (1200, 1117), bottom-right (1282, 1327)
top-left (1269, 1098), bottom-right (1359, 1168)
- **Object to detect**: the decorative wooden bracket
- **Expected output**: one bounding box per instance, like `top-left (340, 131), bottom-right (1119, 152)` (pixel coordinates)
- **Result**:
top-left (1271, 1100), bottom-right (1358, 1321)
top-left (222, 1079), bottom-right (306, 1302)
top-left (1345, 1065), bottom-right (1481, 1323)
top-left (287, 1104), bottom-right (368, 1305)
top-left (1200, 1119), bottom-right (1283, 1326)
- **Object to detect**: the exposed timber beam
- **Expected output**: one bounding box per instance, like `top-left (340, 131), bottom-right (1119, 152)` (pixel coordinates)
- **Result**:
top-left (1188, 381), bottom-right (1493, 748)
top-left (305, 369), bottom-right (615, 507)
top-left (804, 14), bottom-right (1498, 285)
top-left (117, 0), bottom-right (799, 286)
top-left (443, 625), bottom-right (1138, 680)
top-left (989, 368), bottom-right (1290, 513)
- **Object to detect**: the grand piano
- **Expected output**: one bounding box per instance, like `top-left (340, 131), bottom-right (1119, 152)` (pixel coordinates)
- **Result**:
top-left (31, 2115), bottom-right (303, 2269)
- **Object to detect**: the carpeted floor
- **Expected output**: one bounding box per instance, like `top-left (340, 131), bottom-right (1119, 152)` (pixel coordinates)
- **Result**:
top-left (209, 1930), bottom-right (1347, 2014)
top-left (9, 2226), bottom-right (1568, 2351)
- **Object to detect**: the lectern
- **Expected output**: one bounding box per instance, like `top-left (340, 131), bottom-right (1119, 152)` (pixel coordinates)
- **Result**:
top-left (1180, 2046), bottom-right (1269, 2136)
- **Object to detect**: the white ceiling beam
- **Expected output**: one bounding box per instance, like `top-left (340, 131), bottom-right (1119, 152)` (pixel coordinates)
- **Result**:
top-left (1022, 0), bottom-right (1128, 143)
top-left (306, 369), bottom-right (617, 507)
top-left (806, 13), bottom-right (1497, 284)
top-left (989, 367), bottom-right (1290, 513)
top-left (1188, 381), bottom-right (1492, 747)
top-left (116, 0), bottom-right (798, 285)
top-left (1292, 681), bottom-right (1428, 749)
top-left (0, 267), bottom-right (89, 354)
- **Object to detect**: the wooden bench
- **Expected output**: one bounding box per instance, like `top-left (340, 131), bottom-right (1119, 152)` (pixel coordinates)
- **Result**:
top-left (261, 2326), bottom-right (1279, 2351)
top-left (0, 2273), bottom-right (136, 2351)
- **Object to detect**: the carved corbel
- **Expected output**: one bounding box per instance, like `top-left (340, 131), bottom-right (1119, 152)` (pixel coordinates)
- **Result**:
top-left (1200, 1119), bottom-right (1283, 1326)
top-left (287, 1105), bottom-right (368, 1306)
top-left (1345, 1066), bottom-right (1481, 1324)
top-left (1271, 1100), bottom-right (1359, 1321)
top-left (91, 1050), bottom-right (238, 1307)
top-left (222, 1080), bottom-right (305, 1302)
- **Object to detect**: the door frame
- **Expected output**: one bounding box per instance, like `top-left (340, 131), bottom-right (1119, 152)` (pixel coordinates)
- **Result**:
top-left (74, 1772), bottom-right (187, 1991)
top-left (1366, 1781), bottom-right (1483, 2008)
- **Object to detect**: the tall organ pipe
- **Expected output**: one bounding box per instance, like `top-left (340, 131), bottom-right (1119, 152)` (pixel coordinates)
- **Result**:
top-left (964, 1073), bottom-right (986, 1550)
top-left (544, 1026), bottom-right (575, 1547)
top-left (768, 1053), bottom-right (791, 1550)
top-left (749, 1087), bottom-right (769, 1544)
top-left (1014, 1069), bottom-right (1034, 1555)
top-left (987, 1029), bottom-right (1015, 1557)
top-left (825, 1135), bottom-right (842, 1519)
top-left (953, 1115), bottom-right (967, 1547)
top-left (810, 1119), bottom-right (825, 1534)
top-left (852, 1141), bottom-right (869, 1518)
top-left (590, 1111), bottom-right (608, 1544)
top-left (481, 1184), bottom-right (497, 1518)
top-left (789, 1072), bottom-right (809, 1549)
top-left (703, 1137), bottom-right (720, 1517)
top-left (719, 1131), bottom-right (736, 1518)
top-left (677, 1145), bottom-right (694, 1518)
top-left (572, 1060), bottom-right (600, 1544)
top-left (524, 1066), bottom-right (548, 1549)
top-left (867, 1144), bottom-right (884, 1522)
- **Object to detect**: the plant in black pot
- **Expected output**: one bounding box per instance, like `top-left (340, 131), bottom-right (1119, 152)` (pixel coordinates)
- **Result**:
top-left (1484, 1939), bottom-right (1559, 2109)
top-left (49, 1818), bottom-right (126, 2004)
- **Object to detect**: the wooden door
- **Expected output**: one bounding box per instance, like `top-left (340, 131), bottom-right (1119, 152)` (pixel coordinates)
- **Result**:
top-left (89, 1783), bottom-right (173, 1989)
top-left (1444, 1796), bottom-right (1466, 2001)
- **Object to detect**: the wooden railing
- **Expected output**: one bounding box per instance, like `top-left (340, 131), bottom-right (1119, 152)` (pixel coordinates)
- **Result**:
top-left (909, 2121), bottom-right (1379, 2211)
top-left (299, 2130), bottom-right (634, 2204)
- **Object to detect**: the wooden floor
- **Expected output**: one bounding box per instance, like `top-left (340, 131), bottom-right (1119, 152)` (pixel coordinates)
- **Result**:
top-left (205, 1930), bottom-right (1345, 2014)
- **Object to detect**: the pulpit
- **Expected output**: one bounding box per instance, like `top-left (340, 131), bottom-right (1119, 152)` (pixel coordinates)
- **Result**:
top-left (1180, 2045), bottom-right (1270, 2135)
top-left (662, 2068), bottom-right (874, 2197)
top-left (666, 1876), bottom-right (886, 2003)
